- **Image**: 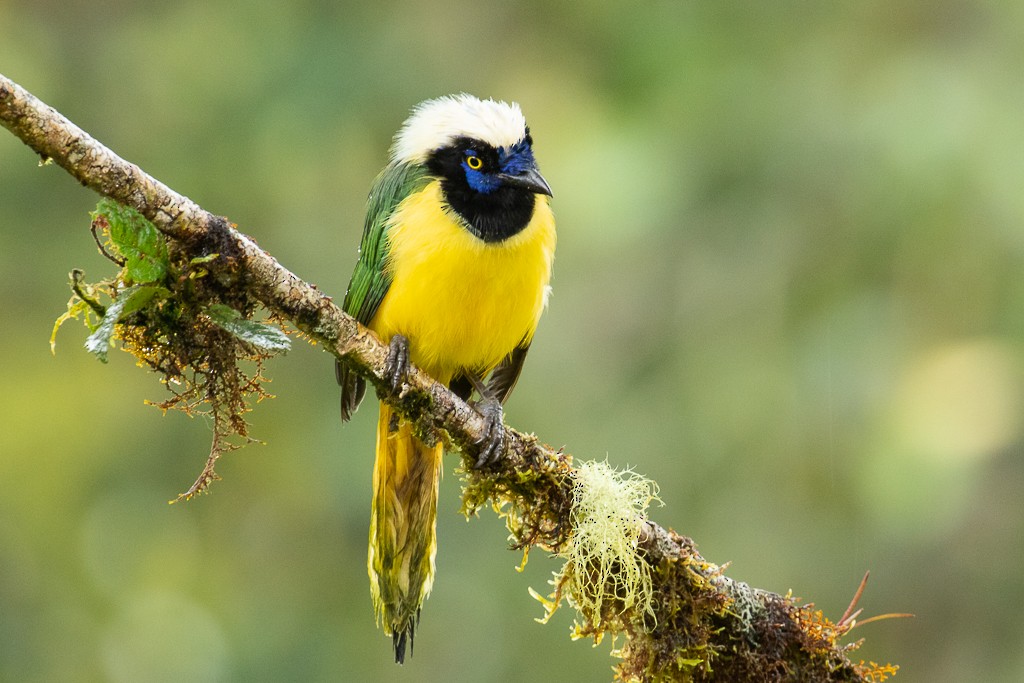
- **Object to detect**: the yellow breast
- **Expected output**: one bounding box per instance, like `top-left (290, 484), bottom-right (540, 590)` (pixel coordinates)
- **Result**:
top-left (369, 180), bottom-right (556, 383)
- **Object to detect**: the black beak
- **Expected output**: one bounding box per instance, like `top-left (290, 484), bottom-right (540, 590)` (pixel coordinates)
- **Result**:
top-left (498, 167), bottom-right (553, 197)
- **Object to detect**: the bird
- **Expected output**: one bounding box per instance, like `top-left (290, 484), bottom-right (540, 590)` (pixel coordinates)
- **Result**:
top-left (335, 94), bottom-right (556, 664)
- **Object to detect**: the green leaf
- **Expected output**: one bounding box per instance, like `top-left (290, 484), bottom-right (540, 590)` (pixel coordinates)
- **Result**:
top-left (206, 304), bottom-right (290, 352)
top-left (119, 284), bottom-right (170, 316)
top-left (83, 285), bottom-right (169, 362)
top-left (93, 199), bottom-right (169, 284)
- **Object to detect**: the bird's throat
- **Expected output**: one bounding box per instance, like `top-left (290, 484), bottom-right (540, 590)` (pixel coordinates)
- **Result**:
top-left (439, 178), bottom-right (537, 243)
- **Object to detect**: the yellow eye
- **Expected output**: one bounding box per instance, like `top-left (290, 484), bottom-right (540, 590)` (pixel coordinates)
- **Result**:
top-left (465, 155), bottom-right (483, 170)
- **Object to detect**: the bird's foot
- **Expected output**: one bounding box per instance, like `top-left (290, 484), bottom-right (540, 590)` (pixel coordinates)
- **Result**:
top-left (472, 396), bottom-right (505, 469)
top-left (467, 375), bottom-right (506, 469)
top-left (385, 334), bottom-right (410, 393)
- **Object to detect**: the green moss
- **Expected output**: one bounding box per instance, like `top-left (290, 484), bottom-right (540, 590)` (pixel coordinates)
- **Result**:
top-left (52, 201), bottom-right (288, 501)
top-left (460, 436), bottom-right (573, 553)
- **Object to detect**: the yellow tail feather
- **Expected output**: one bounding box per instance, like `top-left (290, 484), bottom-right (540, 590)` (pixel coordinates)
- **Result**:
top-left (368, 401), bottom-right (442, 663)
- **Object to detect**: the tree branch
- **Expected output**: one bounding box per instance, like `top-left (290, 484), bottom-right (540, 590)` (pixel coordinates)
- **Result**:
top-left (0, 73), bottom-right (897, 682)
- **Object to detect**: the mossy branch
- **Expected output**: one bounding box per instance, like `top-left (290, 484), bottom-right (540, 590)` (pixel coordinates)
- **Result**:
top-left (0, 73), bottom-right (899, 682)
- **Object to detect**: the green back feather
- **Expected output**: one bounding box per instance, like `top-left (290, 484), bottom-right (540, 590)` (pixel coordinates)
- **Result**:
top-left (338, 161), bottom-right (431, 421)
top-left (344, 161), bottom-right (431, 324)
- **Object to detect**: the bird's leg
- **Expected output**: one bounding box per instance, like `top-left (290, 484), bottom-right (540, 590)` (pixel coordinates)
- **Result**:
top-left (467, 373), bottom-right (505, 469)
top-left (385, 334), bottom-right (410, 393)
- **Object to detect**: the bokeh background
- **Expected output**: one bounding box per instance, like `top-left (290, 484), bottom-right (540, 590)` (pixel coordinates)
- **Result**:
top-left (2, 1), bottom-right (1023, 681)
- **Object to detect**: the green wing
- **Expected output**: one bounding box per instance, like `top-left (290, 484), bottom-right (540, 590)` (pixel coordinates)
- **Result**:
top-left (343, 161), bottom-right (429, 325)
top-left (338, 161), bottom-right (430, 421)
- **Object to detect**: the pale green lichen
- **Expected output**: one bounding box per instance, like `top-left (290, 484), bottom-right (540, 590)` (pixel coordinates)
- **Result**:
top-left (533, 460), bottom-right (660, 637)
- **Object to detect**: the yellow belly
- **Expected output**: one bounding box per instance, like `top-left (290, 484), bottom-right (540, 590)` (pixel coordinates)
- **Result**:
top-left (369, 180), bottom-right (556, 383)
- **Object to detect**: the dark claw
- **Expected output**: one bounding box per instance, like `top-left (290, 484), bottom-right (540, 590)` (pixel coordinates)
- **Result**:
top-left (385, 334), bottom-right (410, 392)
top-left (473, 396), bottom-right (505, 469)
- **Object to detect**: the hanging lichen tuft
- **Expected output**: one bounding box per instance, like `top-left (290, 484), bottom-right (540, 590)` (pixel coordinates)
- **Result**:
top-left (531, 461), bottom-right (659, 634)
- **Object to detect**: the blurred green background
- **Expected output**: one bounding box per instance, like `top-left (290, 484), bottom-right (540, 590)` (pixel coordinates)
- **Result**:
top-left (2, 1), bottom-right (1023, 681)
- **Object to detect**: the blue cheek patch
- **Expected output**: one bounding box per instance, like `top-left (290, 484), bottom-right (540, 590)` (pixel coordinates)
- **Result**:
top-left (461, 140), bottom-right (537, 194)
top-left (462, 164), bottom-right (502, 194)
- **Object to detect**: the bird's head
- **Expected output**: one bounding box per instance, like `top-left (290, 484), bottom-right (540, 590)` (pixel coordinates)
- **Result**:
top-left (391, 94), bottom-right (551, 242)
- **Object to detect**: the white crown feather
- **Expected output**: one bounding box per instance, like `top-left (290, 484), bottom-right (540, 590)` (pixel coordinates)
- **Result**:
top-left (391, 94), bottom-right (528, 164)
